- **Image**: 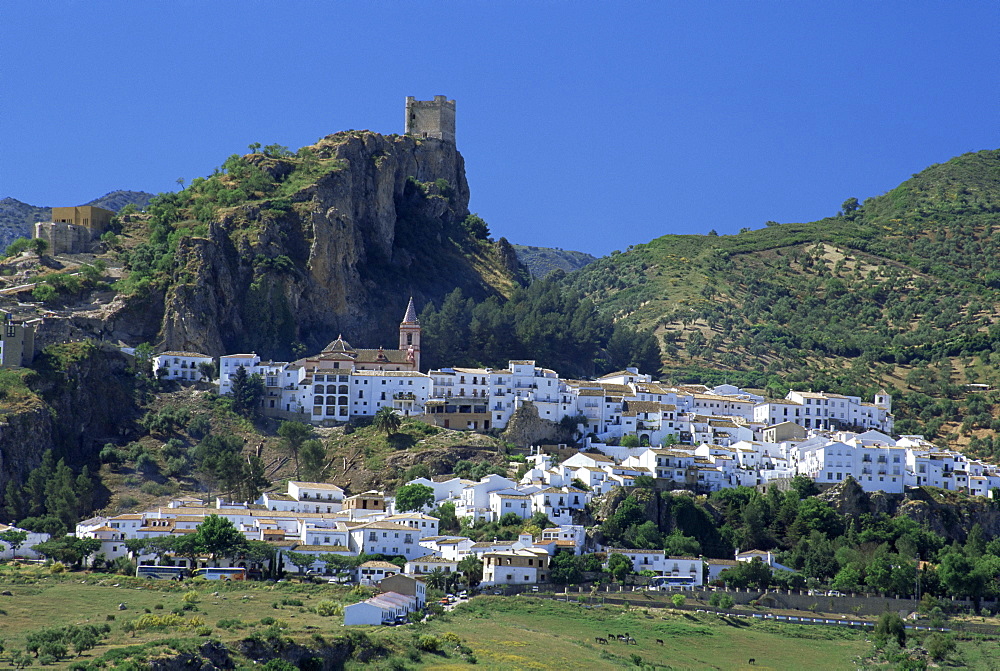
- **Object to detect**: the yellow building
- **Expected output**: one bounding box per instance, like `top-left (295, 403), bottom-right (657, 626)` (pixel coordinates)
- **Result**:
top-left (50, 206), bottom-right (115, 233)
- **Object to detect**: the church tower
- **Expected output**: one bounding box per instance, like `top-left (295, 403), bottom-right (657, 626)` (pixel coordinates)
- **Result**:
top-left (399, 297), bottom-right (421, 371)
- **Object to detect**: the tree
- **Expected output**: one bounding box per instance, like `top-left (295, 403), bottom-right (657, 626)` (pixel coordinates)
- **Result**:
top-left (299, 439), bottom-right (328, 481)
top-left (550, 552), bottom-right (583, 584)
top-left (197, 361), bottom-right (217, 382)
top-left (229, 366), bottom-right (264, 418)
top-left (194, 514), bottom-right (248, 564)
top-left (430, 502), bottom-right (460, 534)
top-left (671, 593), bottom-right (686, 608)
top-left (248, 142), bottom-right (262, 154)
top-left (425, 567), bottom-right (448, 590)
top-left (873, 611), bottom-right (906, 648)
top-left (720, 558), bottom-right (772, 590)
top-left (840, 197), bottom-right (860, 219)
top-left (458, 555), bottom-right (483, 589)
top-left (938, 549), bottom-right (990, 610)
top-left (395, 483), bottom-right (435, 513)
top-left (284, 550), bottom-right (317, 575)
top-left (0, 529), bottom-right (29, 556)
top-left (28, 237), bottom-right (48, 256)
top-left (372, 406), bottom-right (402, 438)
top-left (607, 553), bottom-right (634, 582)
top-left (277, 421), bottom-right (313, 480)
top-left (32, 536), bottom-right (101, 568)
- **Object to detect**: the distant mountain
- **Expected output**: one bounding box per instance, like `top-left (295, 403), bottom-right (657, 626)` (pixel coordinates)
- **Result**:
top-left (0, 198), bottom-right (49, 250)
top-left (512, 244), bottom-right (597, 278)
top-left (85, 190), bottom-right (155, 213)
top-left (0, 190), bottom-right (155, 251)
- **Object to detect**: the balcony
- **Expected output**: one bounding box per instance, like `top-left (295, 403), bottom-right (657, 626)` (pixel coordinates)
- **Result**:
top-left (393, 392), bottom-right (416, 400)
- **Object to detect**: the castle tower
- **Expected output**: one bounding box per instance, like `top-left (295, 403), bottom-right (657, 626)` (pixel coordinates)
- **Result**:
top-left (405, 95), bottom-right (456, 143)
top-left (399, 296), bottom-right (421, 371)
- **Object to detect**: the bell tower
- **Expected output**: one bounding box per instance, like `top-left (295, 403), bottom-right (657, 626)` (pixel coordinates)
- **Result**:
top-left (399, 297), bottom-right (421, 371)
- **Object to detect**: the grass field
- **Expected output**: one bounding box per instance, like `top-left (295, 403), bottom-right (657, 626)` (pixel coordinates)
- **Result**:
top-left (0, 566), bottom-right (991, 669)
top-left (412, 597), bottom-right (868, 670)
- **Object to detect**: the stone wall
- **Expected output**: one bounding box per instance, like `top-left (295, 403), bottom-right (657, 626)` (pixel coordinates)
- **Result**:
top-left (34, 221), bottom-right (93, 254)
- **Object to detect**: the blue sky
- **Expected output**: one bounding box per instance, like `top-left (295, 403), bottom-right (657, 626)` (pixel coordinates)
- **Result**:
top-left (4, 2), bottom-right (998, 256)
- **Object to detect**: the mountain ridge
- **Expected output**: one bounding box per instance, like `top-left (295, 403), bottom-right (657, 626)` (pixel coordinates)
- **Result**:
top-left (0, 190), bottom-right (154, 250)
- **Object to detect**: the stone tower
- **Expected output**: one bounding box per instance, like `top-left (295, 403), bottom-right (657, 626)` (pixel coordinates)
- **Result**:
top-left (405, 95), bottom-right (456, 143)
top-left (399, 297), bottom-right (421, 371)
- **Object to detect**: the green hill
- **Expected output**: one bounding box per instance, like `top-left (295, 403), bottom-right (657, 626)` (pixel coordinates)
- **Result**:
top-left (512, 243), bottom-right (597, 278)
top-left (565, 149), bottom-right (1000, 448)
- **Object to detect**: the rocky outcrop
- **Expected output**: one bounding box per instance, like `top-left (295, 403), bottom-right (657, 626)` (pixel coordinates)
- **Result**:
top-left (0, 403), bottom-right (53, 499)
top-left (816, 477), bottom-right (1000, 544)
top-left (502, 402), bottom-right (564, 448)
top-left (140, 131), bottom-right (523, 359)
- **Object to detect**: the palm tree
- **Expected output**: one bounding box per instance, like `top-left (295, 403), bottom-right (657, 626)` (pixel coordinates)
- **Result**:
top-left (372, 406), bottom-right (402, 437)
top-left (426, 567), bottom-right (447, 590)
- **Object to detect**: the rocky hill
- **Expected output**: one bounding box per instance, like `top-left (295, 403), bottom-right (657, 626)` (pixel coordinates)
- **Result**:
top-left (0, 190), bottom-right (154, 251)
top-left (95, 133), bottom-right (527, 360)
top-left (512, 244), bottom-right (597, 278)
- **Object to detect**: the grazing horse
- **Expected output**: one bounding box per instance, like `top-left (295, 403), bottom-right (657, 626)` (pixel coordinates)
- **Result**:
top-left (748, 659), bottom-right (756, 665)
top-left (595, 637), bottom-right (608, 645)
top-left (656, 639), bottom-right (664, 645)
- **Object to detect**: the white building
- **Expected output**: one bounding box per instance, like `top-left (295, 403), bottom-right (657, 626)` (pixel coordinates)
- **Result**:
top-left (153, 351), bottom-right (214, 382)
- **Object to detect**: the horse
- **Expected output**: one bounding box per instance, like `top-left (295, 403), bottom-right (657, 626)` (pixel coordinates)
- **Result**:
top-left (749, 659), bottom-right (756, 665)
top-left (595, 637), bottom-right (608, 645)
top-left (656, 639), bottom-right (664, 645)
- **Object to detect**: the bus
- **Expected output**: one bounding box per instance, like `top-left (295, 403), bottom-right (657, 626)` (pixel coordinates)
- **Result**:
top-left (192, 567), bottom-right (247, 581)
top-left (136, 565), bottom-right (188, 580)
top-left (649, 576), bottom-right (698, 591)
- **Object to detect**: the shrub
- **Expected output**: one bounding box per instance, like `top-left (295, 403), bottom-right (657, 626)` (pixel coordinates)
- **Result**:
top-left (182, 591), bottom-right (199, 604)
top-left (441, 632), bottom-right (461, 646)
top-left (314, 601), bottom-right (343, 617)
top-left (49, 562), bottom-right (65, 574)
top-left (926, 632), bottom-right (956, 661)
top-left (416, 634), bottom-right (441, 652)
top-left (197, 626), bottom-right (212, 636)
top-left (671, 593), bottom-right (685, 608)
top-left (260, 616), bottom-right (276, 626)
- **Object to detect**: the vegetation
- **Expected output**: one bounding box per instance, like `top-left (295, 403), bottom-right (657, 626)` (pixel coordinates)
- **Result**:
top-left (564, 149), bottom-right (1000, 437)
top-left (418, 276), bottom-right (661, 377)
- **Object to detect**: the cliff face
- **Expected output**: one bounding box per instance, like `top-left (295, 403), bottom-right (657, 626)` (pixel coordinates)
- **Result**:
top-left (817, 477), bottom-right (1000, 543)
top-left (0, 403), bottom-right (53, 497)
top-left (138, 131), bottom-right (521, 359)
top-left (0, 341), bottom-right (140, 494)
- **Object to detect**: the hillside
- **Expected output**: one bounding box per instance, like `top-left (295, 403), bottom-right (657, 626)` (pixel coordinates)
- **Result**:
top-left (512, 243), bottom-right (597, 278)
top-left (0, 191), bottom-right (154, 250)
top-left (86, 133), bottom-right (529, 360)
top-left (565, 149), bottom-right (1000, 447)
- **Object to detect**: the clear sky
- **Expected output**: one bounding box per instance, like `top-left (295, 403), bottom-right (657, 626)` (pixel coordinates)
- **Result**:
top-left (3, 2), bottom-right (997, 256)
